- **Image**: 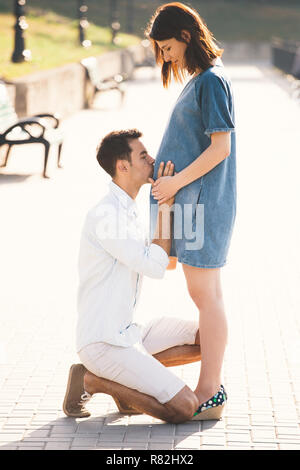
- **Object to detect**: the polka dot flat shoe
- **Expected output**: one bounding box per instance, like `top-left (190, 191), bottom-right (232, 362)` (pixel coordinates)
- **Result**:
top-left (192, 385), bottom-right (227, 421)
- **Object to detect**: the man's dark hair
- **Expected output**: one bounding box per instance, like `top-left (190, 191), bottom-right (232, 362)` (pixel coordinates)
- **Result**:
top-left (96, 129), bottom-right (142, 177)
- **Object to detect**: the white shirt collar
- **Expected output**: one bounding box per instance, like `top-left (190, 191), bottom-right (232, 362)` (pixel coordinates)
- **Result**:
top-left (109, 181), bottom-right (138, 217)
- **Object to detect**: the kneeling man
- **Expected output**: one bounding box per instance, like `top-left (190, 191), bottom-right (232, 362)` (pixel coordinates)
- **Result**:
top-left (63, 129), bottom-right (201, 423)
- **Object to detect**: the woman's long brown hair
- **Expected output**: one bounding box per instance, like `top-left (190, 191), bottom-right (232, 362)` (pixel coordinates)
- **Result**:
top-left (145, 2), bottom-right (223, 88)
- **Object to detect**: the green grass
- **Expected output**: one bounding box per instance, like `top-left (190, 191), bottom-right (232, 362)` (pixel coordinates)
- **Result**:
top-left (1, 0), bottom-right (300, 79)
top-left (0, 7), bottom-right (139, 80)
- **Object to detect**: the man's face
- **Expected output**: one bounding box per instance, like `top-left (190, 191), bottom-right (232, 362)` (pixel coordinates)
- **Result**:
top-left (127, 138), bottom-right (155, 185)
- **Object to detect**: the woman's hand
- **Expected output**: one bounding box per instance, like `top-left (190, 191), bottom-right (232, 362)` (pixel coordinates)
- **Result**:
top-left (149, 161), bottom-right (176, 206)
top-left (151, 163), bottom-right (180, 205)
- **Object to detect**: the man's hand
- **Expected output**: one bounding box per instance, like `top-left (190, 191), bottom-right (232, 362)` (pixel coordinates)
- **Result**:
top-left (148, 161), bottom-right (175, 207)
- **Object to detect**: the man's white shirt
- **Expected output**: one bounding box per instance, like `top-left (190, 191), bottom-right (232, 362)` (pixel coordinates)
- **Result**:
top-left (76, 181), bottom-right (169, 352)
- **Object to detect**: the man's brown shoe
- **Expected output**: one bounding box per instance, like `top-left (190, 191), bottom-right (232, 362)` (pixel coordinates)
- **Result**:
top-left (62, 364), bottom-right (92, 418)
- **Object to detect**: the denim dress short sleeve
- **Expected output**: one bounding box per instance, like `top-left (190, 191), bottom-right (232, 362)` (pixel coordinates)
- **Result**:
top-left (149, 59), bottom-right (237, 268)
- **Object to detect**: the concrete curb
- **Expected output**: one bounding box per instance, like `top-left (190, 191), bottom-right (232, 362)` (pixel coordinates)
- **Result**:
top-left (9, 41), bottom-right (272, 119)
top-left (11, 43), bottom-right (149, 119)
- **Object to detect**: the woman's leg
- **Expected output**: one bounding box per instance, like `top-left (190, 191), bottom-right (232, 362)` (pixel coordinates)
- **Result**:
top-left (181, 264), bottom-right (227, 404)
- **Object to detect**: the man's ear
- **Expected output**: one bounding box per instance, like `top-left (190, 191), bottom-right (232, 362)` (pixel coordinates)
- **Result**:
top-left (116, 160), bottom-right (129, 173)
top-left (181, 29), bottom-right (191, 43)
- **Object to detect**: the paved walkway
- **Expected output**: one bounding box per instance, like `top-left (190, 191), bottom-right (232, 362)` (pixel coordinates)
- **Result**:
top-left (0, 63), bottom-right (300, 450)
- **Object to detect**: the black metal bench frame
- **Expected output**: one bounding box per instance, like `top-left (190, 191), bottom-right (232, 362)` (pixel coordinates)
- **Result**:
top-left (0, 80), bottom-right (63, 178)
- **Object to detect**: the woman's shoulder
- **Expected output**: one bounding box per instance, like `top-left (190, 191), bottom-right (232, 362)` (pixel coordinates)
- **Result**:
top-left (197, 61), bottom-right (229, 83)
top-left (193, 61), bottom-right (232, 94)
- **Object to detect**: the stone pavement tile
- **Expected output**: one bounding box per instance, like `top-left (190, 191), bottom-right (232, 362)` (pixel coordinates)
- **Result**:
top-left (149, 436), bottom-right (174, 444)
top-left (15, 441), bottom-right (46, 448)
top-left (123, 438), bottom-right (150, 444)
top-left (150, 424), bottom-right (175, 435)
top-left (76, 422), bottom-right (102, 434)
top-left (175, 448), bottom-right (201, 451)
top-left (273, 402), bottom-right (298, 412)
top-left (70, 447), bottom-right (98, 450)
top-left (4, 417), bottom-right (31, 427)
top-left (72, 437), bottom-right (98, 447)
top-left (225, 443), bottom-right (252, 449)
top-left (273, 411), bottom-right (298, 421)
top-left (0, 432), bottom-right (24, 442)
top-left (0, 391), bottom-right (21, 400)
top-left (0, 406), bottom-right (15, 415)
top-left (201, 420), bottom-right (225, 432)
top-left (249, 398), bottom-right (273, 411)
top-left (21, 437), bottom-right (72, 444)
top-left (100, 424), bottom-right (126, 434)
top-left (174, 436), bottom-right (201, 450)
top-left (124, 433), bottom-right (152, 443)
top-left (250, 414), bottom-right (275, 426)
top-left (226, 425), bottom-right (251, 432)
top-left (0, 446), bottom-right (19, 450)
top-left (49, 417), bottom-right (77, 425)
top-left (125, 424), bottom-right (151, 434)
top-left (3, 379), bottom-right (28, 387)
top-left (9, 410), bottom-right (38, 418)
top-left (251, 428), bottom-right (277, 443)
top-left (50, 425), bottom-right (78, 434)
top-left (226, 431), bottom-right (251, 444)
top-left (127, 414), bottom-right (154, 424)
top-left (25, 425), bottom-right (52, 433)
top-left (13, 403), bottom-right (38, 412)
top-left (225, 416), bottom-right (250, 427)
top-left (279, 443), bottom-right (300, 450)
top-left (276, 438), bottom-right (300, 445)
top-left (18, 446), bottom-right (44, 450)
top-left (251, 443), bottom-right (279, 450)
top-left (122, 445), bottom-right (148, 450)
top-left (98, 434), bottom-right (125, 442)
top-left (15, 396), bottom-right (41, 404)
top-left (274, 418), bottom-right (299, 427)
top-left (21, 389), bottom-right (47, 397)
top-left (201, 445), bottom-right (227, 450)
top-left (175, 422), bottom-right (201, 435)
top-left (0, 419), bottom-right (6, 429)
top-left (24, 429), bottom-right (50, 438)
top-left (104, 415), bottom-right (129, 426)
top-left (148, 443), bottom-right (174, 450)
top-left (202, 435), bottom-right (226, 446)
top-left (275, 426), bottom-right (300, 436)
top-left (45, 442), bottom-right (71, 450)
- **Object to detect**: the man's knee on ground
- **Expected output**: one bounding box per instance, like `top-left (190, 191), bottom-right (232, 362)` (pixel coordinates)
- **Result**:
top-left (164, 387), bottom-right (199, 424)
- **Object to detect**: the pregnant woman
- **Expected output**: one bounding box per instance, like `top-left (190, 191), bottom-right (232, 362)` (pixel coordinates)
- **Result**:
top-left (147, 3), bottom-right (236, 420)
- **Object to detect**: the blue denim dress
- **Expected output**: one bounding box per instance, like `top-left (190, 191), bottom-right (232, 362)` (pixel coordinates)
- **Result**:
top-left (150, 58), bottom-right (236, 268)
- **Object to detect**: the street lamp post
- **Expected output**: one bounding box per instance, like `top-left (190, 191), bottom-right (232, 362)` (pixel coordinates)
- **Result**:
top-left (126, 0), bottom-right (133, 34)
top-left (11, 0), bottom-right (31, 63)
top-left (110, 0), bottom-right (120, 45)
top-left (78, 1), bottom-right (91, 48)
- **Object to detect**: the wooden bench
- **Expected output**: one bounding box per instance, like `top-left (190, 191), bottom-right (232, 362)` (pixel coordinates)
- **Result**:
top-left (0, 80), bottom-right (64, 178)
top-left (134, 40), bottom-right (156, 69)
top-left (272, 37), bottom-right (300, 79)
top-left (81, 57), bottom-right (126, 108)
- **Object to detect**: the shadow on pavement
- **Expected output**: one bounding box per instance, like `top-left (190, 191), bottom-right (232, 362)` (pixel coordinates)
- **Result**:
top-left (0, 173), bottom-right (34, 184)
top-left (0, 412), bottom-right (217, 450)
